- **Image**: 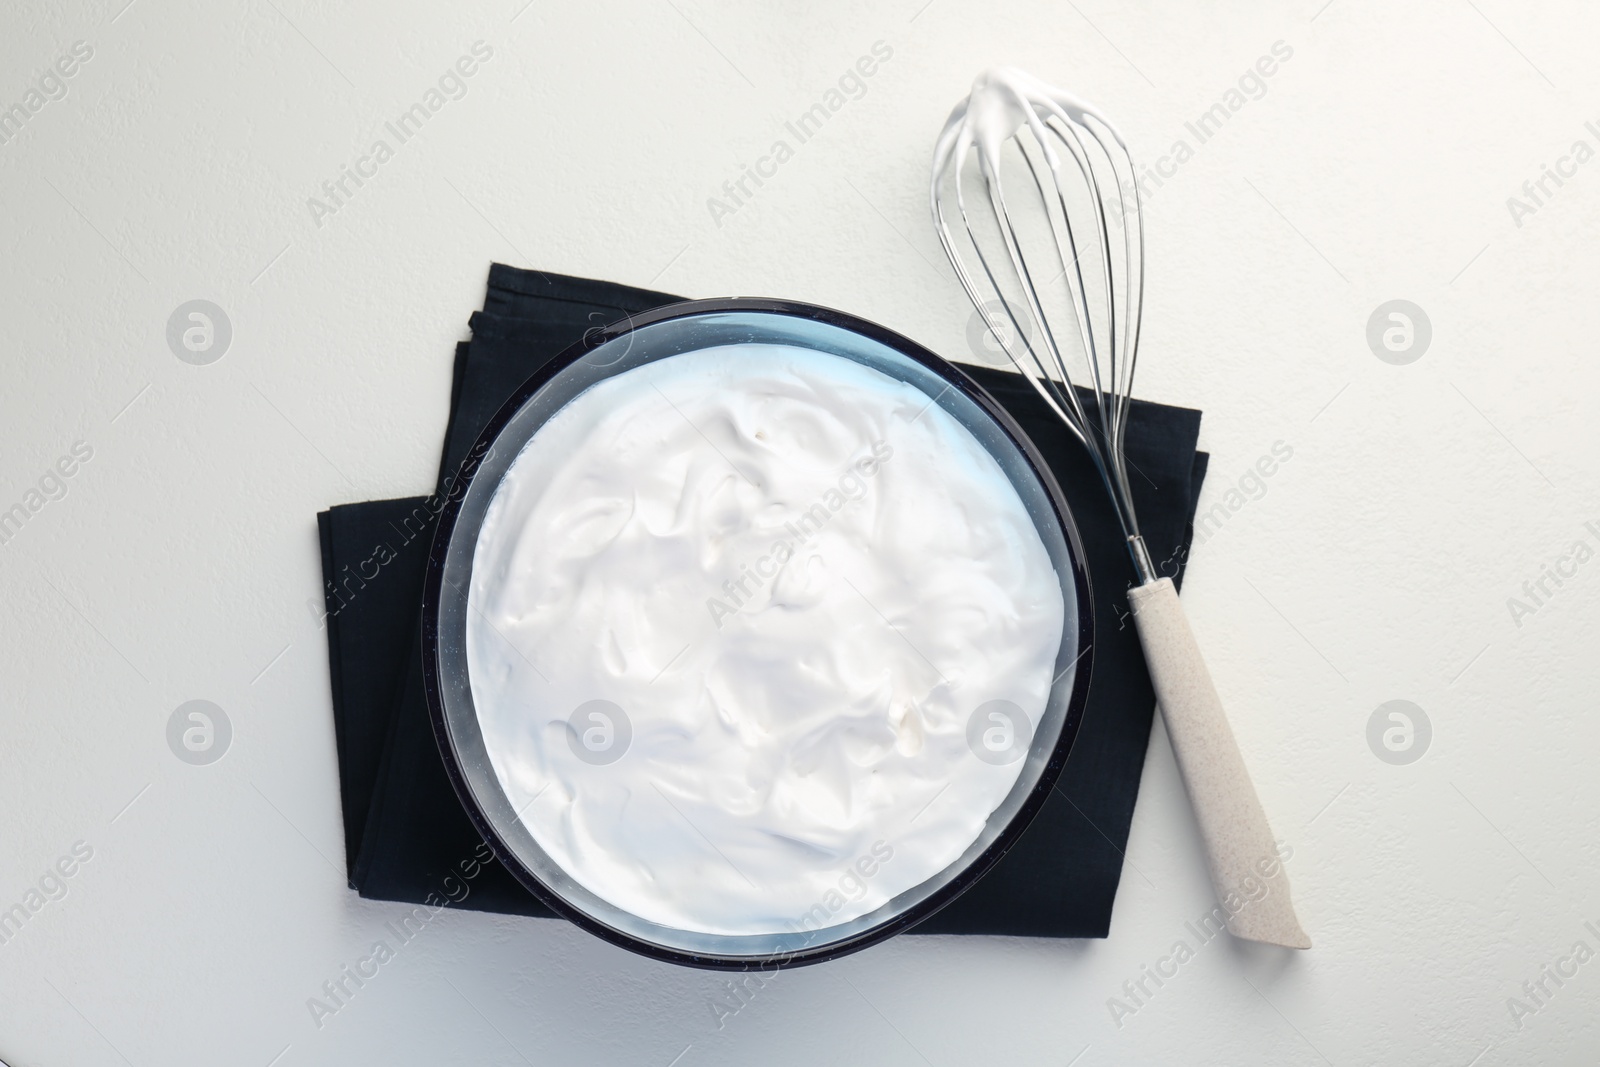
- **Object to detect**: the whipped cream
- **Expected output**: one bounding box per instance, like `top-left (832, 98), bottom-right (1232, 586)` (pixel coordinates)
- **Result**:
top-left (466, 343), bottom-right (1064, 936)
top-left (931, 66), bottom-right (1116, 189)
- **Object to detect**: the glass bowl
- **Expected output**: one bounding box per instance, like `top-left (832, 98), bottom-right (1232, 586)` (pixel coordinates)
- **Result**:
top-left (421, 298), bottom-right (1094, 969)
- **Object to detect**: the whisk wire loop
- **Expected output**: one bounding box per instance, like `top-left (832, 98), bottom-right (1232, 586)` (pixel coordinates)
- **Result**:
top-left (932, 82), bottom-right (1151, 578)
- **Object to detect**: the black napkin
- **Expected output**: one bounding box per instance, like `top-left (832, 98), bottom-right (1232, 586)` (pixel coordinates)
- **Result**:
top-left (317, 264), bottom-right (1208, 938)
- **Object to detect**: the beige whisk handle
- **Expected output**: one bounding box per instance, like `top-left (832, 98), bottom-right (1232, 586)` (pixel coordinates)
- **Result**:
top-left (1128, 578), bottom-right (1310, 949)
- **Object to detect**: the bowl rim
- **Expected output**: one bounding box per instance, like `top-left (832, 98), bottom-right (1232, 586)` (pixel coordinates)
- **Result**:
top-left (420, 296), bottom-right (1096, 970)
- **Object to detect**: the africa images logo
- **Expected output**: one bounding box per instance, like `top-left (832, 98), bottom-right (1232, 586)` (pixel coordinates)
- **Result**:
top-left (704, 440), bottom-right (892, 628)
top-left (305, 42), bottom-right (495, 228)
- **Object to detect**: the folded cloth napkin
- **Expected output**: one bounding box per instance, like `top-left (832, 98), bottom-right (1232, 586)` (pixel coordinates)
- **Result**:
top-left (317, 264), bottom-right (1208, 938)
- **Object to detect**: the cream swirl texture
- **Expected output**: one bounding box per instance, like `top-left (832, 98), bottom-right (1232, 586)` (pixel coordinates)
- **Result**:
top-left (467, 343), bottom-right (1064, 935)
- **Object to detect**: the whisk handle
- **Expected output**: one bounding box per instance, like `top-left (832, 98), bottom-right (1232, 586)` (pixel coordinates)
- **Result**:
top-left (1128, 577), bottom-right (1311, 949)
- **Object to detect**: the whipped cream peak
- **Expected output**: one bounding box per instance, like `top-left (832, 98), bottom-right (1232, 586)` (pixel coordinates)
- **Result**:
top-left (932, 66), bottom-right (1122, 191)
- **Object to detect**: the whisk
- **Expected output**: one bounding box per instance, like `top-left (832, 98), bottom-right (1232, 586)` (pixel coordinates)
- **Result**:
top-left (931, 67), bottom-right (1308, 949)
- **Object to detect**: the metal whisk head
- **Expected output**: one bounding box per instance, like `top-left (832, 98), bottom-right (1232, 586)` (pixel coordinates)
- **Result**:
top-left (931, 67), bottom-right (1154, 580)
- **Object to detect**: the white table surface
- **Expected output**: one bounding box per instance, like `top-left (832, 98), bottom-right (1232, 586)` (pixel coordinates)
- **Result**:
top-left (3, 0), bottom-right (1598, 1063)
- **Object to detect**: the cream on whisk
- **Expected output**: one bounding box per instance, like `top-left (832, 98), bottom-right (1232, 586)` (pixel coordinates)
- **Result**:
top-left (931, 66), bottom-right (1120, 195)
top-left (466, 343), bottom-right (1063, 936)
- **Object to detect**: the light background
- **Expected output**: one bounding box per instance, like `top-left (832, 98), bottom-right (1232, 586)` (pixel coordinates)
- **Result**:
top-left (1, 0), bottom-right (1597, 1064)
